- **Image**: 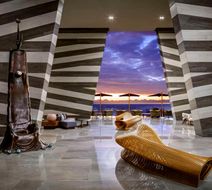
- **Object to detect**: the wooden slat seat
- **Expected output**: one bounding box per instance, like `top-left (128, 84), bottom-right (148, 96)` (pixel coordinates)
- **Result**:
top-left (115, 124), bottom-right (212, 187)
top-left (115, 112), bottom-right (141, 130)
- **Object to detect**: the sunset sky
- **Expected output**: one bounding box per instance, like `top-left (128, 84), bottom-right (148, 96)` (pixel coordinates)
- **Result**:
top-left (95, 32), bottom-right (168, 104)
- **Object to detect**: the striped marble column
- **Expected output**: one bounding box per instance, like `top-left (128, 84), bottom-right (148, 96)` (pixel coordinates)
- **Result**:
top-left (0, 0), bottom-right (64, 135)
top-left (44, 28), bottom-right (109, 119)
top-left (156, 28), bottom-right (190, 120)
top-left (169, 0), bottom-right (212, 136)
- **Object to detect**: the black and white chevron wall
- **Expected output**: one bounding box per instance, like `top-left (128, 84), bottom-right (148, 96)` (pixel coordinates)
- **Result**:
top-left (169, 0), bottom-right (212, 136)
top-left (44, 28), bottom-right (109, 119)
top-left (156, 28), bottom-right (190, 120)
top-left (0, 0), bottom-right (64, 135)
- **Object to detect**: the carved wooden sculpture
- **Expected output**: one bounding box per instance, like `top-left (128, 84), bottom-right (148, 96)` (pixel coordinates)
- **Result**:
top-left (115, 112), bottom-right (141, 130)
top-left (0, 19), bottom-right (48, 153)
top-left (115, 124), bottom-right (212, 187)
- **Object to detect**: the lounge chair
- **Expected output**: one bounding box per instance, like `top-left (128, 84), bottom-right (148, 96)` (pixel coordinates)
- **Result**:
top-left (115, 124), bottom-right (212, 187)
top-left (105, 110), bottom-right (113, 118)
top-left (150, 108), bottom-right (160, 118)
top-left (116, 110), bottom-right (126, 116)
top-left (101, 110), bottom-right (107, 117)
top-left (131, 110), bottom-right (143, 116)
top-left (164, 110), bottom-right (172, 118)
top-left (115, 112), bottom-right (141, 130)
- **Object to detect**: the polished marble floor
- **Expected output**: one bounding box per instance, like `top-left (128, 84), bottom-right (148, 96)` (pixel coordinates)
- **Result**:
top-left (0, 117), bottom-right (212, 190)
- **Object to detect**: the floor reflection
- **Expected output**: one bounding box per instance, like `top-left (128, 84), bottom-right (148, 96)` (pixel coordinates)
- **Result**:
top-left (115, 158), bottom-right (212, 190)
top-left (0, 117), bottom-right (212, 189)
top-left (115, 159), bottom-right (166, 190)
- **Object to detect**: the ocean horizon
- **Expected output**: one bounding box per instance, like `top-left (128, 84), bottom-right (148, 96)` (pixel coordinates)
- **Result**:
top-left (93, 103), bottom-right (171, 113)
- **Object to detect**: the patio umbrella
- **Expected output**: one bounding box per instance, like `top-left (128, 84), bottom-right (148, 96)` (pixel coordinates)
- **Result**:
top-left (120, 93), bottom-right (140, 111)
top-left (95, 93), bottom-right (112, 113)
top-left (148, 92), bottom-right (169, 116)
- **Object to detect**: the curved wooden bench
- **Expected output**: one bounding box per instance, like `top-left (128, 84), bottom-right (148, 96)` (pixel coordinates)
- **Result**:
top-left (115, 112), bottom-right (141, 130)
top-left (115, 124), bottom-right (212, 187)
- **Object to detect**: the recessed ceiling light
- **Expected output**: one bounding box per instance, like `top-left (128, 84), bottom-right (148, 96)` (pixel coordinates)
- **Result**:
top-left (108, 15), bottom-right (114, 21)
top-left (159, 16), bottom-right (165, 20)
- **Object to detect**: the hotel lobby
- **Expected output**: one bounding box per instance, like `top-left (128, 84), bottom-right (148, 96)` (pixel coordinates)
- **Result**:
top-left (0, 0), bottom-right (212, 189)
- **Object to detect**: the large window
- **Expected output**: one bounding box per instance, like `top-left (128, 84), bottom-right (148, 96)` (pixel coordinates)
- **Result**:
top-left (94, 32), bottom-right (170, 112)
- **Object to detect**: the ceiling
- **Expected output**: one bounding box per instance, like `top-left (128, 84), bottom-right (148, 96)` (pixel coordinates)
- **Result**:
top-left (61, 0), bottom-right (173, 31)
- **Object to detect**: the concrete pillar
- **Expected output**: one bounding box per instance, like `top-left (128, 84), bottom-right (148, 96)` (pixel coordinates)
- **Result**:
top-left (156, 28), bottom-right (190, 120)
top-left (169, 0), bottom-right (212, 136)
top-left (44, 28), bottom-right (109, 119)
